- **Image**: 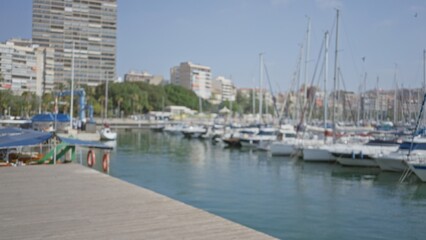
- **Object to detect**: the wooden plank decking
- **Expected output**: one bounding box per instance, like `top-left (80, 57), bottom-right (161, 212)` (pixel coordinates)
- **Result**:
top-left (0, 164), bottom-right (275, 240)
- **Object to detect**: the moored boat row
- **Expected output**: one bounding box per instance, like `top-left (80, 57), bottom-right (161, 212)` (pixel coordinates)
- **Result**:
top-left (150, 121), bottom-right (426, 182)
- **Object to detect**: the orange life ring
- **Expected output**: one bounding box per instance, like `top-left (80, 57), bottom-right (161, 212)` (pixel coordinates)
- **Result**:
top-left (87, 150), bottom-right (96, 167)
top-left (102, 152), bottom-right (110, 173)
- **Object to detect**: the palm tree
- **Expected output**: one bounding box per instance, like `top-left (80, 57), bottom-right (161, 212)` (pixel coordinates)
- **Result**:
top-left (21, 92), bottom-right (33, 118)
top-left (116, 96), bottom-right (123, 118)
top-left (98, 96), bottom-right (105, 118)
top-left (131, 93), bottom-right (139, 115)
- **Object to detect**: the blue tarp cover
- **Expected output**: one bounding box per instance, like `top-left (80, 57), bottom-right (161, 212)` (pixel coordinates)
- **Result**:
top-left (0, 127), bottom-right (24, 135)
top-left (32, 113), bottom-right (70, 122)
top-left (0, 127), bottom-right (113, 150)
top-left (0, 129), bottom-right (53, 149)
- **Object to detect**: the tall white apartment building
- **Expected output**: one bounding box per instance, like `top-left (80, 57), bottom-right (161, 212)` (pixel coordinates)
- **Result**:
top-left (212, 76), bottom-right (236, 102)
top-left (32, 0), bottom-right (117, 87)
top-left (0, 39), bottom-right (55, 96)
top-left (170, 62), bottom-right (212, 100)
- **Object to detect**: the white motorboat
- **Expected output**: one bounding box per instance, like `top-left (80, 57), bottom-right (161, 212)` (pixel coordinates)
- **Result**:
top-left (164, 124), bottom-right (185, 135)
top-left (375, 138), bottom-right (426, 172)
top-left (302, 135), bottom-right (370, 162)
top-left (406, 158), bottom-right (426, 182)
top-left (240, 127), bottom-right (278, 148)
top-left (303, 143), bottom-right (336, 162)
top-left (100, 126), bottom-right (117, 141)
top-left (333, 140), bottom-right (400, 167)
top-left (181, 125), bottom-right (207, 138)
top-left (221, 127), bottom-right (259, 148)
top-left (270, 139), bottom-right (299, 156)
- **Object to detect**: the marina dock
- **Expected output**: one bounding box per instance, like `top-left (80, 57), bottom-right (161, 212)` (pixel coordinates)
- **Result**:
top-left (0, 164), bottom-right (274, 240)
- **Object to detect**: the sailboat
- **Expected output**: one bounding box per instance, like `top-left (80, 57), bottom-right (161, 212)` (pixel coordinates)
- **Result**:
top-left (100, 74), bottom-right (117, 141)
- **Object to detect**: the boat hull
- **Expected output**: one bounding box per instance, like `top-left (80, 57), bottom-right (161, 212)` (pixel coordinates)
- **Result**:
top-left (100, 128), bottom-right (117, 141)
top-left (408, 162), bottom-right (426, 182)
top-left (303, 147), bottom-right (335, 162)
top-left (337, 156), bottom-right (378, 167)
top-left (375, 157), bottom-right (407, 172)
top-left (270, 142), bottom-right (296, 156)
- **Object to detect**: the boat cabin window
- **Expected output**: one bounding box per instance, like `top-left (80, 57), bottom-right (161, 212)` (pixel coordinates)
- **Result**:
top-left (399, 141), bottom-right (426, 150)
top-left (258, 130), bottom-right (277, 136)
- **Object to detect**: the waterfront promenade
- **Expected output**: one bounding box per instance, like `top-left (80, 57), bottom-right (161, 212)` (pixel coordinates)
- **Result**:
top-left (0, 164), bottom-right (274, 240)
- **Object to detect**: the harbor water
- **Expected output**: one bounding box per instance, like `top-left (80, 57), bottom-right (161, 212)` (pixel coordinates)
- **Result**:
top-left (107, 130), bottom-right (426, 239)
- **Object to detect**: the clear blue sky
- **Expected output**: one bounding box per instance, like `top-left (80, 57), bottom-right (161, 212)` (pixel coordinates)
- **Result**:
top-left (1, 0), bottom-right (425, 92)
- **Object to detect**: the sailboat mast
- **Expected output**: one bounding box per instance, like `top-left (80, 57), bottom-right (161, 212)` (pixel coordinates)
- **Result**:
top-left (295, 45), bottom-right (303, 124)
top-left (324, 31), bottom-right (329, 142)
top-left (259, 53), bottom-right (264, 121)
top-left (423, 49), bottom-right (426, 95)
top-left (70, 42), bottom-right (75, 127)
top-left (332, 9), bottom-right (339, 143)
top-left (303, 17), bottom-right (311, 125)
top-left (252, 77), bottom-right (255, 115)
top-left (104, 71), bottom-right (109, 119)
top-left (393, 64), bottom-right (398, 124)
top-left (423, 49), bottom-right (426, 125)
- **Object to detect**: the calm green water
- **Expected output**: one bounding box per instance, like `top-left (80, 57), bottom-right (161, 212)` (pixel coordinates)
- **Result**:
top-left (108, 130), bottom-right (426, 240)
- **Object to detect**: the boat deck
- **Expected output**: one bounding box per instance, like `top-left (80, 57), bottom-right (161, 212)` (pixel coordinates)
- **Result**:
top-left (0, 164), bottom-right (274, 239)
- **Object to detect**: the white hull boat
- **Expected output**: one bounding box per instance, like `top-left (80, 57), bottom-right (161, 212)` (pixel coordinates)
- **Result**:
top-left (303, 145), bottom-right (336, 162)
top-left (375, 138), bottom-right (426, 172)
top-left (407, 159), bottom-right (426, 182)
top-left (164, 124), bottom-right (185, 135)
top-left (181, 125), bottom-right (207, 138)
top-left (270, 139), bottom-right (298, 156)
top-left (100, 127), bottom-right (117, 141)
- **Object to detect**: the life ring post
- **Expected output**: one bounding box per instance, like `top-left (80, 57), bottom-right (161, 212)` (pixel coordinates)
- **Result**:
top-left (87, 149), bottom-right (96, 168)
top-left (102, 151), bottom-right (110, 173)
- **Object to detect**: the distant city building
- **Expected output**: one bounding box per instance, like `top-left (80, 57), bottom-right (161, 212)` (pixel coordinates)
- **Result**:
top-left (32, 0), bottom-right (117, 87)
top-left (0, 39), bottom-right (55, 95)
top-left (170, 61), bottom-right (211, 100)
top-left (165, 105), bottom-right (197, 118)
top-left (124, 71), bottom-right (163, 85)
top-left (212, 76), bottom-right (236, 103)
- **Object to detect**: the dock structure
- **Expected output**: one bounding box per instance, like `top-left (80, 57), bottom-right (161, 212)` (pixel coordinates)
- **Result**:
top-left (0, 164), bottom-right (275, 240)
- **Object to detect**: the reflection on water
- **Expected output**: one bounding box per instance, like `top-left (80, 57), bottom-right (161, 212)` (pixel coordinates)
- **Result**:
top-left (109, 130), bottom-right (426, 240)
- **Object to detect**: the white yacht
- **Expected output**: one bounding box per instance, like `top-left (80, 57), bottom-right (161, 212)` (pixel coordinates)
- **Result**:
top-left (100, 125), bottom-right (117, 141)
top-left (302, 135), bottom-right (371, 162)
top-left (333, 139), bottom-right (400, 167)
top-left (375, 138), bottom-right (426, 172)
top-left (302, 142), bottom-right (336, 162)
top-left (406, 158), bottom-right (426, 182)
top-left (269, 125), bottom-right (298, 155)
top-left (222, 127), bottom-right (259, 148)
top-left (164, 124), bottom-right (185, 135)
top-left (240, 127), bottom-right (278, 148)
top-left (181, 125), bottom-right (207, 138)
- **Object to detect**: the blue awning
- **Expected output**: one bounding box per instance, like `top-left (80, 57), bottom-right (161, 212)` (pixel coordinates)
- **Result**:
top-left (32, 113), bottom-right (70, 123)
top-left (0, 130), bottom-right (53, 149)
top-left (0, 127), bottom-right (113, 150)
top-left (0, 127), bottom-right (24, 135)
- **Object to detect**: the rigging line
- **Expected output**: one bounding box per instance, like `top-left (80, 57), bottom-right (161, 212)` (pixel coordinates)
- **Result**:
top-left (279, 48), bottom-right (304, 119)
top-left (399, 86), bottom-right (410, 123)
top-left (409, 93), bottom-right (426, 157)
top-left (340, 15), bottom-right (362, 78)
top-left (263, 64), bottom-right (280, 120)
top-left (306, 35), bottom-right (326, 123)
top-left (338, 68), bottom-right (357, 124)
top-left (308, 55), bottom-right (326, 123)
top-left (298, 34), bottom-right (326, 128)
top-left (280, 63), bottom-right (299, 121)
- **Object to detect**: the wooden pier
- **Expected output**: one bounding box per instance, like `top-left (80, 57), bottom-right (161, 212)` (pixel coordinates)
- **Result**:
top-left (0, 164), bottom-right (274, 239)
